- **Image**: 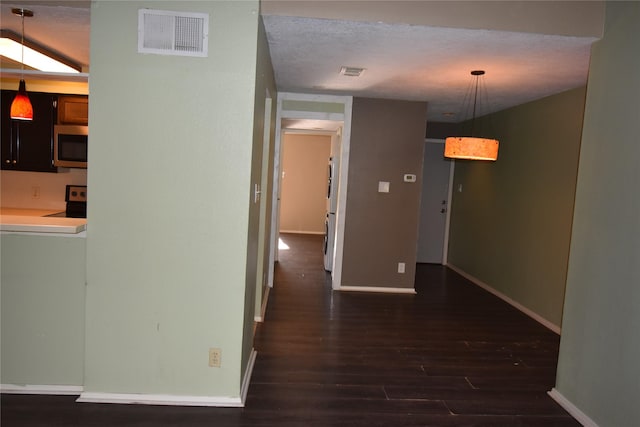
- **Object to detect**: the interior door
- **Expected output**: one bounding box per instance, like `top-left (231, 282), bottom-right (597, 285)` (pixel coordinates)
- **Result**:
top-left (417, 141), bottom-right (452, 264)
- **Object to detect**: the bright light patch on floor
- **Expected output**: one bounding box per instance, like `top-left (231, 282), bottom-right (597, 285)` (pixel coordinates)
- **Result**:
top-left (278, 238), bottom-right (290, 250)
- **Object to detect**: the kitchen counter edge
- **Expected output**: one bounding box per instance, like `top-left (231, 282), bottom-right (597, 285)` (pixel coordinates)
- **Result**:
top-left (1, 208), bottom-right (87, 235)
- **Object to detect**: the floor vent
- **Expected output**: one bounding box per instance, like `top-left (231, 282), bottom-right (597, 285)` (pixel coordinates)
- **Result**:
top-left (138, 9), bottom-right (208, 57)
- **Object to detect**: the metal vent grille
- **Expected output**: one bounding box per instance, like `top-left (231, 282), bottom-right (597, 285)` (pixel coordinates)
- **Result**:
top-left (138, 9), bottom-right (208, 57)
top-left (340, 66), bottom-right (365, 77)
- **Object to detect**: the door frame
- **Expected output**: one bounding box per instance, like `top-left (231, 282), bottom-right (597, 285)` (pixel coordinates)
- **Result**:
top-left (268, 92), bottom-right (352, 290)
top-left (421, 138), bottom-right (455, 265)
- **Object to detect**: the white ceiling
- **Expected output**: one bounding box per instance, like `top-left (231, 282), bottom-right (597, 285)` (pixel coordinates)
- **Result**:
top-left (0, 1), bottom-right (601, 128)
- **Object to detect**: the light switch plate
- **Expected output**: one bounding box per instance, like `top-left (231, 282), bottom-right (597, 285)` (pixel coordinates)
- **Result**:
top-left (403, 174), bottom-right (416, 183)
top-left (378, 181), bottom-right (390, 193)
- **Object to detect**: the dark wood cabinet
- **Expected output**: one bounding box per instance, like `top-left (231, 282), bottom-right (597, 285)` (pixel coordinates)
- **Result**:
top-left (57, 95), bottom-right (88, 125)
top-left (1, 90), bottom-right (58, 173)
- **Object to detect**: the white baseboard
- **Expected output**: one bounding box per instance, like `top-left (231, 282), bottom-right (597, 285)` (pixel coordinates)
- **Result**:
top-left (338, 286), bottom-right (416, 294)
top-left (548, 388), bottom-right (599, 427)
top-left (1, 384), bottom-right (83, 395)
top-left (240, 349), bottom-right (257, 405)
top-left (76, 392), bottom-right (243, 407)
top-left (446, 264), bottom-right (561, 334)
top-left (254, 286), bottom-right (270, 323)
top-left (75, 350), bottom-right (258, 408)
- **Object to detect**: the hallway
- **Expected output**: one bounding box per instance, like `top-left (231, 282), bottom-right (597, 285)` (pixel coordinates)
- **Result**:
top-left (250, 233), bottom-right (578, 426)
top-left (1, 233), bottom-right (578, 426)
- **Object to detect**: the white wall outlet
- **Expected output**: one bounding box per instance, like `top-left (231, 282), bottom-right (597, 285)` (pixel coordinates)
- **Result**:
top-left (378, 181), bottom-right (390, 193)
top-left (31, 186), bottom-right (41, 199)
top-left (208, 348), bottom-right (221, 367)
top-left (398, 262), bottom-right (405, 274)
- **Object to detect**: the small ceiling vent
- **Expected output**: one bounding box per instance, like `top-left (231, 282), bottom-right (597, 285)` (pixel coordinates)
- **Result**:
top-left (340, 66), bottom-right (365, 77)
top-left (138, 9), bottom-right (208, 57)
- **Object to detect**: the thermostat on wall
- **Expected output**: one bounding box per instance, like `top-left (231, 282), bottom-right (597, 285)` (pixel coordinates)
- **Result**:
top-left (403, 174), bottom-right (416, 183)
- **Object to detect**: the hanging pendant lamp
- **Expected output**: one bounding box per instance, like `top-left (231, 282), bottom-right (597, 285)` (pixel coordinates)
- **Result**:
top-left (9, 8), bottom-right (34, 121)
top-left (444, 70), bottom-right (499, 161)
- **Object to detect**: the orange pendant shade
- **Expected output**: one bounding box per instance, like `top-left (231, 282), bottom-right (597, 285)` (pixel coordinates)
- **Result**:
top-left (445, 70), bottom-right (499, 161)
top-left (444, 136), bottom-right (499, 161)
top-left (10, 80), bottom-right (33, 121)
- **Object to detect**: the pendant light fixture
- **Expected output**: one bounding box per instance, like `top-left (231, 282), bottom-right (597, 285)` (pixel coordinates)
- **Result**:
top-left (444, 70), bottom-right (499, 161)
top-left (9, 8), bottom-right (34, 121)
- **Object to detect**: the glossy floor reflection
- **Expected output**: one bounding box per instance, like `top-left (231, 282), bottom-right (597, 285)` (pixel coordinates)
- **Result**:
top-left (1, 233), bottom-right (578, 426)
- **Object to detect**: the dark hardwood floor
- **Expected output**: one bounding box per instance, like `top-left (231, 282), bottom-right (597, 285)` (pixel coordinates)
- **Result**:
top-left (1, 233), bottom-right (578, 426)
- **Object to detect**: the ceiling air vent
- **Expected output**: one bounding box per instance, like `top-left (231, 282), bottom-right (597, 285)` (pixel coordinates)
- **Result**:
top-left (138, 9), bottom-right (208, 57)
top-left (340, 66), bottom-right (365, 77)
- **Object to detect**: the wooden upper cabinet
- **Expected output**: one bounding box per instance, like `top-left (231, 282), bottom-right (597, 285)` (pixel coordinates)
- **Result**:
top-left (58, 95), bottom-right (88, 125)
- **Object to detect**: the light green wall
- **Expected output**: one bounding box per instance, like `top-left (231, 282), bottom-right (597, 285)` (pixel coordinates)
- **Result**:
top-left (85, 1), bottom-right (260, 398)
top-left (555, 2), bottom-right (640, 425)
top-left (243, 14), bottom-right (277, 376)
top-left (447, 87), bottom-right (586, 328)
top-left (1, 234), bottom-right (85, 386)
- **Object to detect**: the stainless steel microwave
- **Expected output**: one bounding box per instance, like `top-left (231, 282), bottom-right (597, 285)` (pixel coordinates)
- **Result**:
top-left (54, 125), bottom-right (88, 168)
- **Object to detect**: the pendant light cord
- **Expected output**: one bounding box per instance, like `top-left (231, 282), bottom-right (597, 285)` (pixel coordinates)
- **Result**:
top-left (470, 70), bottom-right (484, 137)
top-left (12, 8), bottom-right (32, 79)
top-left (20, 10), bottom-right (25, 80)
top-left (471, 76), bottom-right (479, 136)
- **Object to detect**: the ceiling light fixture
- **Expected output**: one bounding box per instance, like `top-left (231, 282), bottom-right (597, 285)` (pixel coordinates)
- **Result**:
top-left (0, 29), bottom-right (81, 74)
top-left (444, 70), bottom-right (499, 161)
top-left (8, 8), bottom-right (34, 121)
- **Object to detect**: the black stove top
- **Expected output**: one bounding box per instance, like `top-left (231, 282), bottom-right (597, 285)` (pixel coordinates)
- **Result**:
top-left (45, 209), bottom-right (85, 218)
top-left (45, 185), bottom-right (87, 218)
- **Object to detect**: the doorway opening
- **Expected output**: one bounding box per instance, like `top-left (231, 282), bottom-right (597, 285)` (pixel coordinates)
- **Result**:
top-left (268, 93), bottom-right (352, 292)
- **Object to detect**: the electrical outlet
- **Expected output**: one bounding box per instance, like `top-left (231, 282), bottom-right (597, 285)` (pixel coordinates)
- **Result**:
top-left (31, 186), bottom-right (40, 199)
top-left (398, 262), bottom-right (405, 274)
top-left (208, 348), bottom-right (221, 367)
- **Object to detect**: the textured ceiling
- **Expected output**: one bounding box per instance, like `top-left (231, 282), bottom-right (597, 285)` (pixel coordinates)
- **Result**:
top-left (264, 15), bottom-right (597, 123)
top-left (0, 1), bottom-right (600, 127)
top-left (1, 2), bottom-right (90, 71)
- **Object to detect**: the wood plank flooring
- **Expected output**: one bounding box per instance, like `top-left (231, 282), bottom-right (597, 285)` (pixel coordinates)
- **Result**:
top-left (1, 233), bottom-right (578, 426)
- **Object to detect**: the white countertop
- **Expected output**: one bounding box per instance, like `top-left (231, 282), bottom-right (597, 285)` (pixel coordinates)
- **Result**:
top-left (1, 208), bottom-right (87, 234)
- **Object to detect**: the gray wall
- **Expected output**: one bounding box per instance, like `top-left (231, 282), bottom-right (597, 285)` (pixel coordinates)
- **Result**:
top-left (341, 98), bottom-right (427, 289)
top-left (447, 86), bottom-right (586, 328)
top-left (555, 2), bottom-right (640, 425)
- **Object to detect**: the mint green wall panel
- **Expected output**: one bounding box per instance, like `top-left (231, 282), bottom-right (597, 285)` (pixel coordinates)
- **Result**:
top-left (85, 1), bottom-right (260, 398)
top-left (555, 2), bottom-right (640, 425)
top-left (242, 15), bottom-right (277, 380)
top-left (1, 234), bottom-right (85, 386)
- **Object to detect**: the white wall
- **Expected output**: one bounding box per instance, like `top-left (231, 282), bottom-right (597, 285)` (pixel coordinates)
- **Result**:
top-left (1, 169), bottom-right (87, 210)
